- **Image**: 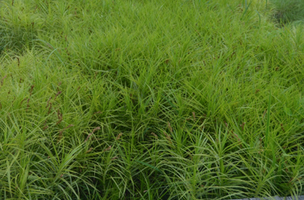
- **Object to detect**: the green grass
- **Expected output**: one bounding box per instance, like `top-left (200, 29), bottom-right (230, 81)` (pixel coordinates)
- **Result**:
top-left (269, 0), bottom-right (304, 25)
top-left (0, 0), bottom-right (304, 199)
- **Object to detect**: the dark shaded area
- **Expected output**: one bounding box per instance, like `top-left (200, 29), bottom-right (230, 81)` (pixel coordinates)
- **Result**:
top-left (270, 0), bottom-right (304, 26)
top-left (232, 195), bottom-right (304, 200)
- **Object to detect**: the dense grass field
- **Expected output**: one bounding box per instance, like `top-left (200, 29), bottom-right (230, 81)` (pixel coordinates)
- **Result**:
top-left (1, 0), bottom-right (304, 199)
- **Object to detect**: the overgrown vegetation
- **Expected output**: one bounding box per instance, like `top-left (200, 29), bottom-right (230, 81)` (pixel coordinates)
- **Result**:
top-left (270, 0), bottom-right (304, 25)
top-left (0, 0), bottom-right (304, 199)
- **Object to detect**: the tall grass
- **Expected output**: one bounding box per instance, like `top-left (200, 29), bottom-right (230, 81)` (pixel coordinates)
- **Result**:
top-left (0, 0), bottom-right (304, 199)
top-left (269, 0), bottom-right (304, 25)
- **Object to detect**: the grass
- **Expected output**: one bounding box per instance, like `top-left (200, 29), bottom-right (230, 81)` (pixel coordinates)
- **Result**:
top-left (0, 0), bottom-right (304, 199)
top-left (269, 0), bottom-right (304, 25)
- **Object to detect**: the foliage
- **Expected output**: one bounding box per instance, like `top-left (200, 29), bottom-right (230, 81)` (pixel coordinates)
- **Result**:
top-left (0, 0), bottom-right (304, 199)
top-left (270, 0), bottom-right (304, 25)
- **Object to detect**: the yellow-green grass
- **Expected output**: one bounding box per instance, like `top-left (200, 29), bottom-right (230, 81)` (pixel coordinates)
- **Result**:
top-left (0, 0), bottom-right (304, 199)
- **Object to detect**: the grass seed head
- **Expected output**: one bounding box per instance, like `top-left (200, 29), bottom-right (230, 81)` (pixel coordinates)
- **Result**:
top-left (0, 75), bottom-right (7, 86)
top-left (104, 146), bottom-right (112, 152)
top-left (164, 132), bottom-right (172, 145)
top-left (111, 156), bottom-right (118, 160)
top-left (167, 122), bottom-right (173, 134)
top-left (85, 127), bottom-right (100, 142)
top-left (151, 132), bottom-right (158, 139)
top-left (115, 133), bottom-right (123, 140)
top-left (86, 147), bottom-right (93, 153)
top-left (54, 91), bottom-right (62, 101)
top-left (192, 112), bottom-right (196, 121)
top-left (29, 85), bottom-right (35, 96)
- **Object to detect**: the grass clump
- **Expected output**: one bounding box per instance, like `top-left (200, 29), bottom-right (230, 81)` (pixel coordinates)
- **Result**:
top-left (269, 0), bottom-right (304, 25)
top-left (0, 0), bottom-right (304, 199)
